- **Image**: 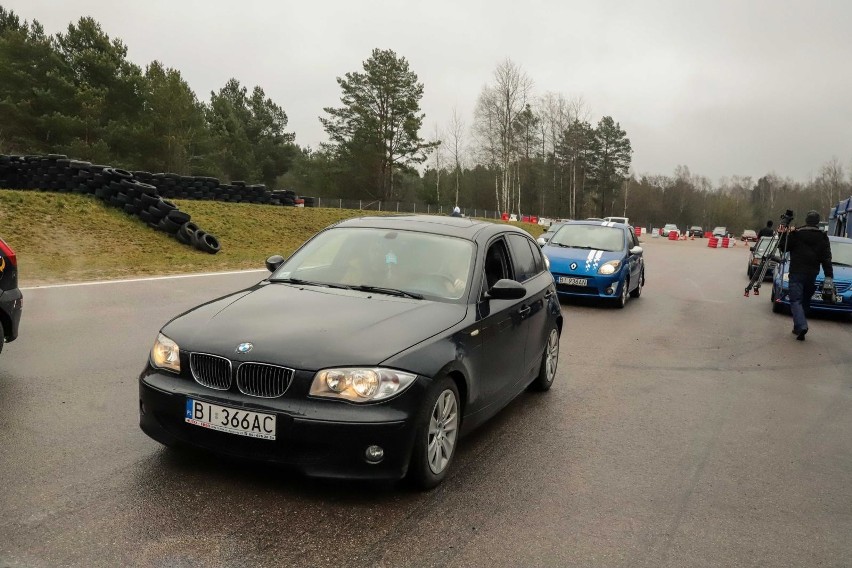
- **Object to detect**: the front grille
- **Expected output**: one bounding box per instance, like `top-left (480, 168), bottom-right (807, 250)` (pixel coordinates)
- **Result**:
top-left (816, 280), bottom-right (850, 293)
top-left (236, 363), bottom-right (294, 398)
top-left (556, 284), bottom-right (597, 294)
top-left (190, 353), bottom-right (232, 390)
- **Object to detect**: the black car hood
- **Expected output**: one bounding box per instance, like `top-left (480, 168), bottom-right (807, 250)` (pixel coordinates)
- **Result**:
top-left (162, 282), bottom-right (467, 370)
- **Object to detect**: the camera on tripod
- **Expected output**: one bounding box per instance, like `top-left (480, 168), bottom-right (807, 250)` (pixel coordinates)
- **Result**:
top-left (779, 209), bottom-right (794, 228)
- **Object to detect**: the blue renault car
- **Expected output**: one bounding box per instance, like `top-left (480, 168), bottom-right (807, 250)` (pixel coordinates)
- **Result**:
top-left (542, 220), bottom-right (645, 308)
top-left (770, 235), bottom-right (852, 314)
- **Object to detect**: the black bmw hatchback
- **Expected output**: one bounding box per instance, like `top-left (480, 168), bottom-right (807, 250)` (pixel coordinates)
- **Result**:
top-left (139, 215), bottom-right (562, 488)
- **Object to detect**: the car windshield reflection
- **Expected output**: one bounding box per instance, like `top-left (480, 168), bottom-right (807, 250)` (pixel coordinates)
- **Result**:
top-left (550, 225), bottom-right (624, 252)
top-left (270, 227), bottom-right (474, 301)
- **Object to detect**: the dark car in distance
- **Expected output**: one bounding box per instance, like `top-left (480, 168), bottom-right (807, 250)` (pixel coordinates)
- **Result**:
top-left (140, 215), bottom-right (563, 489)
top-left (688, 226), bottom-right (704, 238)
top-left (536, 221), bottom-right (567, 246)
top-left (747, 236), bottom-right (777, 280)
top-left (0, 237), bottom-right (22, 355)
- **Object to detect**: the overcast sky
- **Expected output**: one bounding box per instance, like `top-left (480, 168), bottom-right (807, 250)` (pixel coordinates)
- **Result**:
top-left (8, 0), bottom-right (852, 184)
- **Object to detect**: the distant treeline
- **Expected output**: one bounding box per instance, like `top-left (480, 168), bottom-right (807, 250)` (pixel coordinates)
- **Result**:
top-left (1, 7), bottom-right (848, 230)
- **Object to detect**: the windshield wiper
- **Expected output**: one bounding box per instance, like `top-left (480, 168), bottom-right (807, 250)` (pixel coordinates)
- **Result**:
top-left (349, 285), bottom-right (423, 299)
top-left (272, 278), bottom-right (352, 290)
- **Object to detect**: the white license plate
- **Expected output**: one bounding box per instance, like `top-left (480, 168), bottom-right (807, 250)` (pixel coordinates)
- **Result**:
top-left (558, 276), bottom-right (588, 286)
top-left (812, 293), bottom-right (842, 303)
top-left (185, 399), bottom-right (276, 440)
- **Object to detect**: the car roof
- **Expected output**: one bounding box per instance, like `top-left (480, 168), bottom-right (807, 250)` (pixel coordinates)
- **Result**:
top-left (566, 219), bottom-right (630, 228)
top-left (331, 214), bottom-right (532, 242)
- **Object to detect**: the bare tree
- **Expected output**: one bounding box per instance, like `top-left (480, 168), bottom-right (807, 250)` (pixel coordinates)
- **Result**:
top-left (816, 157), bottom-right (846, 207)
top-left (537, 92), bottom-right (571, 213)
top-left (473, 58), bottom-right (533, 214)
top-left (446, 108), bottom-right (465, 207)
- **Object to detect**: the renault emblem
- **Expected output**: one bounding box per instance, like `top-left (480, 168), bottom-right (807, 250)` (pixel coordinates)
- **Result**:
top-left (236, 342), bottom-right (253, 354)
top-left (570, 262), bottom-right (578, 270)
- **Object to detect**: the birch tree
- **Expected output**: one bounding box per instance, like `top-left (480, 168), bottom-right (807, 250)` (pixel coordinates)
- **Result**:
top-left (472, 58), bottom-right (532, 214)
top-left (446, 107), bottom-right (465, 206)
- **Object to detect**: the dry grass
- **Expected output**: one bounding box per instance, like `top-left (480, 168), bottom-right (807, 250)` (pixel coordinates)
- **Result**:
top-left (0, 190), bottom-right (544, 286)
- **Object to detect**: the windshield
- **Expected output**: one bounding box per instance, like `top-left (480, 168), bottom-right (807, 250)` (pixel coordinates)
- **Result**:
top-left (664, 224), bottom-right (677, 230)
top-left (831, 240), bottom-right (852, 266)
top-left (270, 227), bottom-right (475, 301)
top-left (550, 224), bottom-right (625, 252)
top-left (755, 237), bottom-right (773, 254)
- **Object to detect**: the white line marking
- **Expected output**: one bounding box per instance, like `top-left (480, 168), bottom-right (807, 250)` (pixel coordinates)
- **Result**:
top-left (21, 269), bottom-right (268, 290)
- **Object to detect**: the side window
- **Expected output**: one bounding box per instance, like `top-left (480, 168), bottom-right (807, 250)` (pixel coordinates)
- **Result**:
top-left (629, 228), bottom-right (640, 248)
top-left (507, 234), bottom-right (537, 282)
top-left (527, 238), bottom-right (545, 274)
top-left (483, 239), bottom-right (512, 290)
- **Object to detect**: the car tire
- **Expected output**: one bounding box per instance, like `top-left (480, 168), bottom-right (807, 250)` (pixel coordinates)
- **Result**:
top-left (630, 270), bottom-right (644, 298)
top-left (771, 288), bottom-right (783, 313)
top-left (408, 376), bottom-right (460, 490)
top-left (529, 326), bottom-right (559, 392)
top-left (616, 277), bottom-right (629, 308)
top-left (193, 231), bottom-right (221, 254)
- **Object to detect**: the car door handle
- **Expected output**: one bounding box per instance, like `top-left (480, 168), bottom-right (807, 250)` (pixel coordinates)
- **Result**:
top-left (518, 306), bottom-right (531, 317)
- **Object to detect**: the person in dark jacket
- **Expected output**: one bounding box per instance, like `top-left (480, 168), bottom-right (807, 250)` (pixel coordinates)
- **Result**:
top-left (777, 210), bottom-right (833, 340)
top-left (757, 220), bottom-right (774, 238)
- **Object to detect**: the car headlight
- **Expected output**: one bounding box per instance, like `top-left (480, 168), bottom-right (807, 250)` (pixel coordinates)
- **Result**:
top-left (150, 333), bottom-right (180, 373)
top-left (310, 367), bottom-right (417, 402)
top-left (598, 260), bottom-right (621, 275)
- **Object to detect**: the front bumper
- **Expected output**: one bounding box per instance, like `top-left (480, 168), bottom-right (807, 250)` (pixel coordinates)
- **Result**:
top-left (552, 270), bottom-right (625, 299)
top-left (139, 369), bottom-right (425, 480)
top-left (0, 288), bottom-right (22, 341)
top-left (773, 286), bottom-right (852, 313)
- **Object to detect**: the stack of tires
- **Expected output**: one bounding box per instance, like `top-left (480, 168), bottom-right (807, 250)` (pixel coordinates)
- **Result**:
top-left (0, 154), bottom-right (221, 254)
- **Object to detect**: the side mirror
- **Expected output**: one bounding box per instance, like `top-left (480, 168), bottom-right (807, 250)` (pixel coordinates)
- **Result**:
top-left (266, 254), bottom-right (286, 272)
top-left (536, 237), bottom-right (547, 246)
top-left (629, 246), bottom-right (643, 255)
top-left (486, 278), bottom-right (526, 300)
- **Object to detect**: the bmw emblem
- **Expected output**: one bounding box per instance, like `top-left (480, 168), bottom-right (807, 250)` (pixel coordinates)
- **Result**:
top-left (236, 342), bottom-right (253, 354)
top-left (570, 262), bottom-right (578, 270)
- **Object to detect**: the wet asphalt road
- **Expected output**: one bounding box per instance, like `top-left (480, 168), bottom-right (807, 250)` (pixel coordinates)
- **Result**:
top-left (1, 240), bottom-right (851, 568)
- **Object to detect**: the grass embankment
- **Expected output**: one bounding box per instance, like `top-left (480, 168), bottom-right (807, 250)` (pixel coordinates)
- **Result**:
top-left (0, 189), bottom-right (544, 286)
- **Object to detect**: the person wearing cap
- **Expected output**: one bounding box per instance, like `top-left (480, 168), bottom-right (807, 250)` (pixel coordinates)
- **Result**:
top-left (777, 210), bottom-right (833, 340)
top-left (757, 220), bottom-right (774, 238)
top-left (449, 206), bottom-right (462, 217)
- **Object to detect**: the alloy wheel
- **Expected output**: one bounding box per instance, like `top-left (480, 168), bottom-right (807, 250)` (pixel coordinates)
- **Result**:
top-left (545, 329), bottom-right (559, 382)
top-left (427, 390), bottom-right (459, 475)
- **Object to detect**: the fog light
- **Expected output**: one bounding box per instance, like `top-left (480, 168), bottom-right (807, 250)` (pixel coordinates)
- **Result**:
top-left (606, 287), bottom-right (615, 295)
top-left (365, 445), bottom-right (384, 463)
